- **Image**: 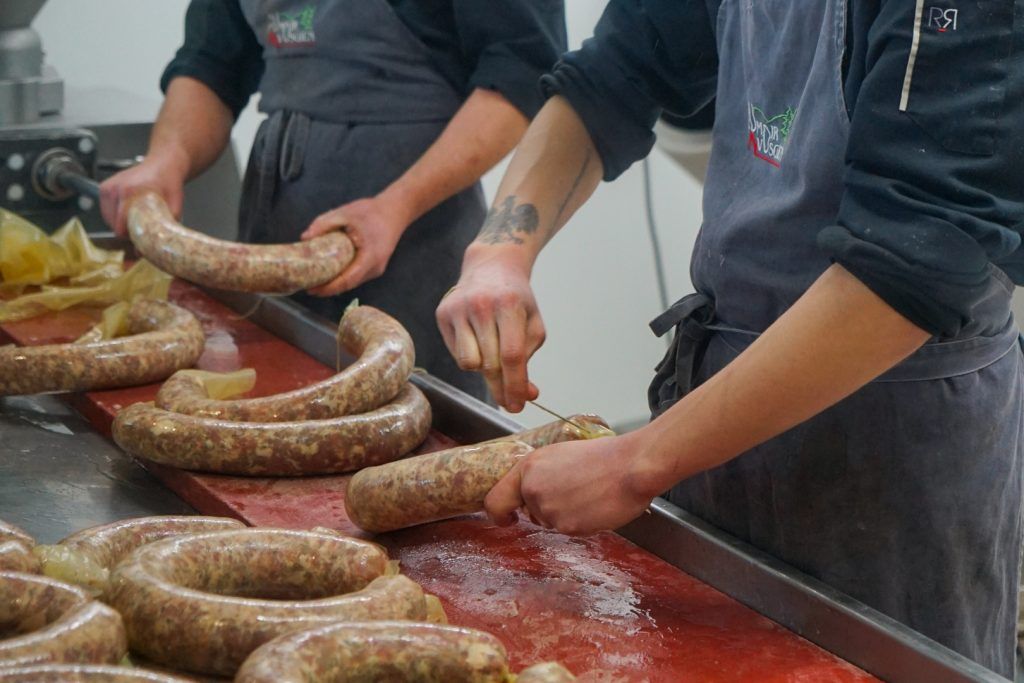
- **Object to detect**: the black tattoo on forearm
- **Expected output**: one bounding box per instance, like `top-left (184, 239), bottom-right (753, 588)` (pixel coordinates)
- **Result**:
top-left (476, 196), bottom-right (540, 245)
top-left (554, 148), bottom-right (593, 226)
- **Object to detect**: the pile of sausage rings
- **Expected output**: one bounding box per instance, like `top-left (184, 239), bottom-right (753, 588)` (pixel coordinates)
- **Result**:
top-left (0, 193), bottom-right (615, 681)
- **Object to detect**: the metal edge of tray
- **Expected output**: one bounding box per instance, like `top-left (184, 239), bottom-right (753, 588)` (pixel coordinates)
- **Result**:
top-left (89, 235), bottom-right (1006, 682)
top-left (618, 499), bottom-right (1007, 683)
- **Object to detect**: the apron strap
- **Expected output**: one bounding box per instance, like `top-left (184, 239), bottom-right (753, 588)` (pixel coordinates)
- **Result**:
top-left (650, 292), bottom-right (714, 337)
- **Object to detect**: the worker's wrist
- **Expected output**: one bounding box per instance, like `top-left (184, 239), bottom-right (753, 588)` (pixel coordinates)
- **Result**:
top-left (461, 240), bottom-right (535, 278)
top-left (618, 421), bottom-right (692, 502)
top-left (377, 181), bottom-right (428, 230)
top-left (144, 143), bottom-right (192, 184)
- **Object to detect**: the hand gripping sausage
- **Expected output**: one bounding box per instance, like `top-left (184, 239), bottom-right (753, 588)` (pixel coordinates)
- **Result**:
top-left (235, 621), bottom-right (511, 683)
top-left (126, 192), bottom-right (355, 293)
top-left (0, 572), bottom-right (126, 668)
top-left (105, 529), bottom-right (431, 676)
top-left (33, 516), bottom-right (244, 596)
top-left (155, 305), bottom-right (414, 421)
top-left (485, 414), bottom-right (614, 448)
top-left (112, 384), bottom-right (431, 476)
top-left (0, 543), bottom-right (39, 574)
top-left (0, 300), bottom-right (204, 396)
top-left (345, 441), bottom-right (533, 533)
top-left (0, 665), bottom-right (191, 682)
top-left (516, 663), bottom-right (577, 682)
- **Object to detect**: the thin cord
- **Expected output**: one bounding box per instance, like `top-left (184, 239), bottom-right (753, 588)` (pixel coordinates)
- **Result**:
top-left (642, 157), bottom-right (672, 347)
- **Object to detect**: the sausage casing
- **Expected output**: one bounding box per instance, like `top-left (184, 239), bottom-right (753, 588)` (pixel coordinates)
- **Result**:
top-left (0, 665), bottom-right (191, 682)
top-left (0, 521), bottom-right (33, 548)
top-left (0, 572), bottom-right (126, 668)
top-left (0, 543), bottom-right (39, 574)
top-left (235, 621), bottom-right (511, 683)
top-left (113, 383), bottom-right (431, 476)
top-left (34, 516), bottom-right (244, 596)
top-left (516, 663), bottom-right (577, 682)
top-left (0, 300), bottom-right (204, 396)
top-left (345, 441), bottom-right (533, 533)
top-left (485, 414), bottom-right (614, 448)
top-left (126, 192), bottom-right (354, 294)
top-left (105, 529), bottom-right (429, 676)
top-left (154, 305), bottom-right (414, 421)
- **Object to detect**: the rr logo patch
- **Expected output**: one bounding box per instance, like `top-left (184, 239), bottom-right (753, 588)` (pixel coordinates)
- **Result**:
top-left (927, 7), bottom-right (958, 32)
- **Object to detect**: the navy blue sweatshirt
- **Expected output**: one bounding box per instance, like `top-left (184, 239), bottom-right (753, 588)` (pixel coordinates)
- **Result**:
top-left (543, 0), bottom-right (1024, 337)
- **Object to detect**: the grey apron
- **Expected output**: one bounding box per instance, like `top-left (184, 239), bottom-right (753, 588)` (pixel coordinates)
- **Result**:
top-left (648, 0), bottom-right (1024, 676)
top-left (236, 0), bottom-right (487, 399)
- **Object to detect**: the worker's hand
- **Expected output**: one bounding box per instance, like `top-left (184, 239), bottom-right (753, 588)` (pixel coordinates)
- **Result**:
top-left (484, 435), bottom-right (657, 536)
top-left (435, 246), bottom-right (544, 412)
top-left (301, 195), bottom-right (410, 296)
top-left (99, 154), bottom-right (187, 237)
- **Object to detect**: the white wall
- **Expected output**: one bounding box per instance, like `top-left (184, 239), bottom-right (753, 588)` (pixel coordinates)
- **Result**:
top-left (34, 0), bottom-right (705, 430)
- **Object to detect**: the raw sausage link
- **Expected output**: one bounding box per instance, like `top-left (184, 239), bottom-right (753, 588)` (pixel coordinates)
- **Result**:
top-left (0, 521), bottom-right (33, 548)
top-left (345, 441), bottom-right (533, 533)
top-left (34, 516), bottom-right (244, 596)
top-left (0, 543), bottom-right (39, 574)
top-left (0, 300), bottom-right (204, 396)
top-left (235, 621), bottom-right (511, 683)
top-left (126, 192), bottom-right (354, 294)
top-left (155, 305), bottom-right (414, 421)
top-left (516, 663), bottom-right (577, 682)
top-left (0, 664), bottom-right (191, 682)
top-left (105, 529), bottom-right (429, 676)
top-left (0, 572), bottom-right (127, 668)
top-left (113, 384), bottom-right (431, 476)
top-left (485, 414), bottom-right (614, 448)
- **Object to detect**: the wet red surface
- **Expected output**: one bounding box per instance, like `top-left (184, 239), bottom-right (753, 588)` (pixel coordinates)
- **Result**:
top-left (0, 282), bottom-right (880, 682)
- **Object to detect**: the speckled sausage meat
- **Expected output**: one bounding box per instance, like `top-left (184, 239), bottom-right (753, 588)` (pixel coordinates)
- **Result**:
top-left (113, 384), bottom-right (431, 476)
top-left (235, 621), bottom-right (511, 683)
top-left (0, 572), bottom-right (126, 668)
top-left (34, 516), bottom-right (244, 596)
top-left (0, 543), bottom-right (39, 574)
top-left (485, 414), bottom-right (614, 448)
top-left (0, 521), bottom-right (33, 548)
top-left (155, 305), bottom-right (414, 421)
top-left (0, 665), bottom-right (191, 682)
top-left (516, 663), bottom-right (577, 682)
top-left (105, 529), bottom-right (430, 676)
top-left (0, 300), bottom-right (204, 397)
top-left (126, 192), bottom-right (354, 293)
top-left (345, 441), bottom-right (534, 533)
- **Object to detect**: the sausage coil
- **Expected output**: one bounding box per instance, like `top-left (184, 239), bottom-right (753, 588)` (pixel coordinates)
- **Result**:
top-left (126, 192), bottom-right (354, 294)
top-left (0, 572), bottom-right (126, 668)
top-left (0, 543), bottom-right (38, 574)
top-left (487, 414), bottom-right (614, 448)
top-left (0, 300), bottom-right (204, 396)
top-left (155, 305), bottom-right (414, 421)
top-left (235, 621), bottom-right (511, 683)
top-left (345, 441), bottom-right (533, 533)
top-left (0, 665), bottom-right (190, 682)
top-left (105, 529), bottom-right (430, 676)
top-left (112, 384), bottom-right (431, 476)
top-left (33, 516), bottom-right (244, 596)
top-left (0, 521), bottom-right (33, 548)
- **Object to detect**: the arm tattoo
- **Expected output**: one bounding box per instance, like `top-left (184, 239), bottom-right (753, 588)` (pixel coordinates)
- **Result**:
top-left (554, 148), bottom-right (593, 226)
top-left (476, 196), bottom-right (540, 245)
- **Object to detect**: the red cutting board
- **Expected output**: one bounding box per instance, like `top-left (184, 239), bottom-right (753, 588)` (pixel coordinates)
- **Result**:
top-left (0, 282), bottom-right (879, 682)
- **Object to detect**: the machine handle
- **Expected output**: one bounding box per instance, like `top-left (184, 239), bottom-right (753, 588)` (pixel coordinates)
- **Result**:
top-left (54, 167), bottom-right (99, 200)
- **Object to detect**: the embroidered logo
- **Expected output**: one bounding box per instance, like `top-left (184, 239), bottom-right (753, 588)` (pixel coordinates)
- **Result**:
top-left (747, 104), bottom-right (796, 168)
top-left (927, 7), bottom-right (958, 32)
top-left (267, 6), bottom-right (316, 48)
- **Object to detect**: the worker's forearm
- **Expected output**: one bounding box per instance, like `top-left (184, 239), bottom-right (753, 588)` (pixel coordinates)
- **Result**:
top-left (379, 89), bottom-right (528, 226)
top-left (625, 264), bottom-right (932, 497)
top-left (147, 77), bottom-right (234, 182)
top-left (461, 95), bottom-right (604, 273)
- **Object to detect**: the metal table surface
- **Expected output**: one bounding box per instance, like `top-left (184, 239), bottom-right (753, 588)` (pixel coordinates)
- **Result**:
top-left (0, 394), bottom-right (192, 543)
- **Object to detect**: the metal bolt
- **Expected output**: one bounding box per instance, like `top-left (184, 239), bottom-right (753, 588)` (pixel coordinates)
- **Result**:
top-left (6, 184), bottom-right (24, 202)
top-left (6, 154), bottom-right (24, 171)
top-left (78, 196), bottom-right (95, 212)
top-left (78, 137), bottom-right (95, 154)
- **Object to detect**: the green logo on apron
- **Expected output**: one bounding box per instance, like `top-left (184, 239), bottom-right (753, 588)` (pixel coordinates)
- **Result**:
top-left (268, 5), bottom-right (317, 48)
top-left (747, 104), bottom-right (796, 167)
